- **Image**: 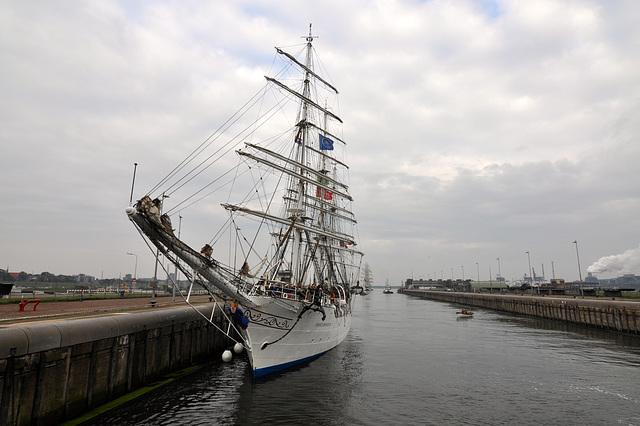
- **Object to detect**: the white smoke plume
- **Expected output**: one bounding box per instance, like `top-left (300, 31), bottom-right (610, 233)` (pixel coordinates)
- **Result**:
top-left (587, 244), bottom-right (640, 277)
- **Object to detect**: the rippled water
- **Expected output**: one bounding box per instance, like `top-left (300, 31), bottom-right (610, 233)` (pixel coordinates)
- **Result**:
top-left (91, 292), bottom-right (640, 425)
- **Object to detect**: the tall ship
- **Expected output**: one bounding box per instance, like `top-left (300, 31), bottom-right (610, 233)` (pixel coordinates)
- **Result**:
top-left (363, 262), bottom-right (374, 292)
top-left (126, 25), bottom-right (364, 377)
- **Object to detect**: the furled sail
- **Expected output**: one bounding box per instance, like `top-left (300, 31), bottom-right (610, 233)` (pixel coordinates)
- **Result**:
top-left (221, 203), bottom-right (356, 245)
top-left (275, 47), bottom-right (339, 94)
top-left (265, 77), bottom-right (343, 123)
top-left (236, 150), bottom-right (353, 201)
top-left (243, 143), bottom-right (348, 190)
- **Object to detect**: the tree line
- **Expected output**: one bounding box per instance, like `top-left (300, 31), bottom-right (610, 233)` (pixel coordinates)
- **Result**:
top-left (1, 269), bottom-right (85, 283)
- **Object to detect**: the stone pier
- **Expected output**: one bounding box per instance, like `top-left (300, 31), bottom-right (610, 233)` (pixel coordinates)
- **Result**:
top-left (399, 289), bottom-right (640, 334)
top-left (0, 304), bottom-right (236, 425)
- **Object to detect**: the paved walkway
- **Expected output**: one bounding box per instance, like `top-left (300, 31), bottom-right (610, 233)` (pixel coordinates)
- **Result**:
top-left (0, 294), bottom-right (213, 325)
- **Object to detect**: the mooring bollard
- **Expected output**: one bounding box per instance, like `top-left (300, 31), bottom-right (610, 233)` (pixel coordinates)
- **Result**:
top-left (19, 299), bottom-right (41, 312)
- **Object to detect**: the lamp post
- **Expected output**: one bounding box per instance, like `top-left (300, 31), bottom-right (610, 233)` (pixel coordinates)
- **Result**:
top-left (489, 267), bottom-right (492, 293)
top-left (126, 252), bottom-right (137, 290)
top-left (573, 240), bottom-right (584, 297)
top-left (526, 251), bottom-right (533, 295)
top-left (476, 262), bottom-right (480, 288)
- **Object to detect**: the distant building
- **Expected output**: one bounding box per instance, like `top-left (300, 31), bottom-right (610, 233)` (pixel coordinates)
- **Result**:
top-left (77, 274), bottom-right (94, 283)
top-left (585, 273), bottom-right (599, 284)
top-left (404, 278), bottom-right (472, 292)
top-left (546, 279), bottom-right (569, 289)
top-left (524, 274), bottom-right (544, 284)
top-left (616, 274), bottom-right (640, 289)
top-left (405, 278), bottom-right (443, 289)
top-left (579, 273), bottom-right (640, 290)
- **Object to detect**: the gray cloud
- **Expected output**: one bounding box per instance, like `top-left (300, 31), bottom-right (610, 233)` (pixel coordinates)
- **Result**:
top-left (2, 0), bottom-right (639, 285)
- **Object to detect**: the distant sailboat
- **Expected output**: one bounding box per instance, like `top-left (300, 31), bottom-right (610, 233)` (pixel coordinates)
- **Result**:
top-left (363, 262), bottom-right (373, 293)
top-left (383, 279), bottom-right (393, 294)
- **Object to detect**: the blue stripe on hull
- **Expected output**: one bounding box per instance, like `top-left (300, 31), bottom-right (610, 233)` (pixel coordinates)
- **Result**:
top-left (252, 348), bottom-right (332, 378)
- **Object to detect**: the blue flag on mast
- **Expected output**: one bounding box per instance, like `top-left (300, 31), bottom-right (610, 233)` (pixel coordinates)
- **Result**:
top-left (319, 134), bottom-right (334, 150)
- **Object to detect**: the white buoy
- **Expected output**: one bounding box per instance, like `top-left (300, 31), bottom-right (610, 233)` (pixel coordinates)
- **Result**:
top-left (222, 350), bottom-right (232, 362)
top-left (233, 342), bottom-right (244, 354)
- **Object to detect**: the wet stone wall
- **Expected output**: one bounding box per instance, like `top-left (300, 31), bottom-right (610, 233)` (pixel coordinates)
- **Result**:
top-left (400, 289), bottom-right (640, 334)
top-left (0, 305), bottom-right (234, 426)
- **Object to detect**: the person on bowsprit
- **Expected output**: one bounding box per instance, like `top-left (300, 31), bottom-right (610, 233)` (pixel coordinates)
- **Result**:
top-left (229, 301), bottom-right (249, 330)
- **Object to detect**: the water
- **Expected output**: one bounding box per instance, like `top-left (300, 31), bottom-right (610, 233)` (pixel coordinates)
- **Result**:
top-left (91, 292), bottom-right (640, 425)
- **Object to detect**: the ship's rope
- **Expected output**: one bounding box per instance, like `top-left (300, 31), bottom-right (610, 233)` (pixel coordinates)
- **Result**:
top-left (162, 130), bottom-right (273, 217)
top-left (154, 90), bottom-right (291, 214)
top-left (152, 55), bottom-right (315, 219)
top-left (148, 87), bottom-right (267, 197)
top-left (133, 223), bottom-right (244, 344)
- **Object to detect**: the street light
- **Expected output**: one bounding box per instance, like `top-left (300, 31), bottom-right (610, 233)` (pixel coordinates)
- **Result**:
top-left (573, 240), bottom-right (584, 297)
top-left (126, 252), bottom-right (137, 289)
top-left (526, 251), bottom-right (533, 295)
top-left (489, 267), bottom-right (492, 293)
top-left (476, 262), bottom-right (480, 285)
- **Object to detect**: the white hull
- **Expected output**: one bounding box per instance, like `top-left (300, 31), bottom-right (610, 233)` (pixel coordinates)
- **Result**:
top-left (127, 207), bottom-right (354, 377)
top-left (243, 297), bottom-right (351, 377)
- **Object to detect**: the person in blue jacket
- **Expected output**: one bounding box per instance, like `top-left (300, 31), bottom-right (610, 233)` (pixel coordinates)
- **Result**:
top-left (230, 301), bottom-right (249, 330)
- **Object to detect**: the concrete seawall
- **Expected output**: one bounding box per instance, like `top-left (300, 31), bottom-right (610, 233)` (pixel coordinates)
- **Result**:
top-left (0, 305), bottom-right (236, 425)
top-left (400, 289), bottom-right (640, 334)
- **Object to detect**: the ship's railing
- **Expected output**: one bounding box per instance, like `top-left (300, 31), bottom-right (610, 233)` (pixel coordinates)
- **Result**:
top-left (267, 284), bottom-right (299, 300)
top-left (246, 281), bottom-right (345, 307)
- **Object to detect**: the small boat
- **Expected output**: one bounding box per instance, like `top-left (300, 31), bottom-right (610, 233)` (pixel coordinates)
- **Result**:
top-left (383, 279), bottom-right (393, 294)
top-left (456, 308), bottom-right (474, 317)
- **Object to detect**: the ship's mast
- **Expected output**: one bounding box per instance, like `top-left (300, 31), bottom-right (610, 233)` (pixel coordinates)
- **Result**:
top-left (292, 24), bottom-right (316, 287)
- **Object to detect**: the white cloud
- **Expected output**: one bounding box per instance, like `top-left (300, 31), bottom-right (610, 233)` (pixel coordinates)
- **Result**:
top-left (587, 244), bottom-right (640, 276)
top-left (1, 0), bottom-right (639, 284)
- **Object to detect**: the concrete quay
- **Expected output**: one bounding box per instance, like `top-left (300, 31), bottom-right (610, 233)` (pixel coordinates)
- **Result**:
top-left (399, 289), bottom-right (640, 334)
top-left (0, 297), bottom-right (237, 426)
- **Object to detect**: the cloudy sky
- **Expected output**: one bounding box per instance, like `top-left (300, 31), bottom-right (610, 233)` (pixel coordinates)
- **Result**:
top-left (2, 0), bottom-right (639, 285)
